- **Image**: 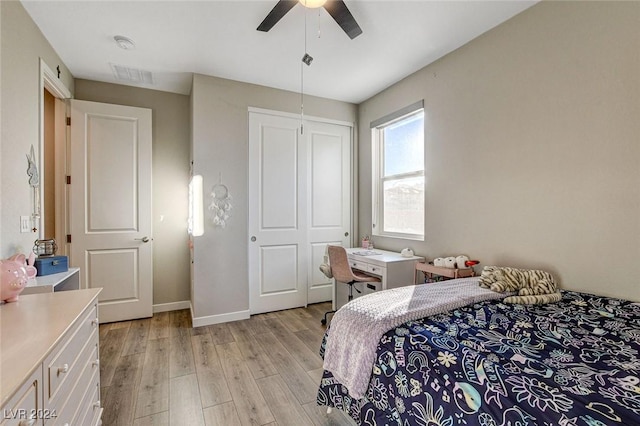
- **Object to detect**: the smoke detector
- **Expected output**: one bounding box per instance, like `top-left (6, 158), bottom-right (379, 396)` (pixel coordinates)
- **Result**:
top-left (114, 35), bottom-right (135, 50)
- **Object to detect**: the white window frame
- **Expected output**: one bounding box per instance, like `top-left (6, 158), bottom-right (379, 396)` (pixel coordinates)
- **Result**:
top-left (371, 101), bottom-right (425, 241)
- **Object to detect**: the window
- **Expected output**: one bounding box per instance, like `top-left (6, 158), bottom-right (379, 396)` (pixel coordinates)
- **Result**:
top-left (372, 102), bottom-right (424, 240)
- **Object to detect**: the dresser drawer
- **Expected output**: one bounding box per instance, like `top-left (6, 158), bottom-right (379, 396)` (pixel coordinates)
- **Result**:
top-left (74, 374), bottom-right (101, 426)
top-left (0, 367), bottom-right (42, 426)
top-left (44, 302), bottom-right (98, 407)
top-left (48, 342), bottom-right (99, 426)
top-left (0, 290), bottom-right (102, 426)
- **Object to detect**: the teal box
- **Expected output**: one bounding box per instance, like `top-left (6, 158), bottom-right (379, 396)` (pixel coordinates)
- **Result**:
top-left (35, 255), bottom-right (68, 276)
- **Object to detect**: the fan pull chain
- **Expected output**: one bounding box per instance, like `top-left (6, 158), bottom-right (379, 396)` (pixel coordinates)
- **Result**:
top-left (301, 6), bottom-right (308, 134)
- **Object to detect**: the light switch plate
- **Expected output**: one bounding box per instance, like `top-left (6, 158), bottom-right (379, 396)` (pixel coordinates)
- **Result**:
top-left (20, 216), bottom-right (31, 233)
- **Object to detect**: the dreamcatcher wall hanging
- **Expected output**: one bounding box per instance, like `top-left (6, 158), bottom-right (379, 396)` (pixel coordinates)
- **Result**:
top-left (27, 145), bottom-right (40, 232)
top-left (209, 174), bottom-right (232, 228)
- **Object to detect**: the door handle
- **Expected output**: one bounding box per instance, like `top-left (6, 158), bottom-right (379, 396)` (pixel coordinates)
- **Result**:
top-left (251, 236), bottom-right (257, 242)
top-left (135, 236), bottom-right (151, 243)
top-left (344, 232), bottom-right (349, 237)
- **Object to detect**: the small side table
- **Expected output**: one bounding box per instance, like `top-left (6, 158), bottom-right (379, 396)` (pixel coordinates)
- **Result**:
top-left (415, 262), bottom-right (475, 284)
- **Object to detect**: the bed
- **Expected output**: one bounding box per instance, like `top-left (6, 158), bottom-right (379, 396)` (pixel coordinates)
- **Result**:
top-left (317, 279), bottom-right (640, 426)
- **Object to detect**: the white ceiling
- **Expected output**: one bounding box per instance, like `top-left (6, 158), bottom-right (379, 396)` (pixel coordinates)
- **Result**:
top-left (21, 0), bottom-right (537, 104)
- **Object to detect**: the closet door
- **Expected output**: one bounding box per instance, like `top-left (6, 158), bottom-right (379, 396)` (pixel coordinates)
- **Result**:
top-left (248, 111), bottom-right (351, 314)
top-left (249, 112), bottom-right (308, 314)
top-left (305, 120), bottom-right (352, 304)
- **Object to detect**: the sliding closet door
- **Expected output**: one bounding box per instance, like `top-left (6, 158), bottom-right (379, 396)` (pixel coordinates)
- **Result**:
top-left (248, 110), bottom-right (352, 314)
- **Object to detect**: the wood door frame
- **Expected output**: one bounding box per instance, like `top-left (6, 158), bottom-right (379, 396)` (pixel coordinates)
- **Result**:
top-left (39, 58), bottom-right (71, 253)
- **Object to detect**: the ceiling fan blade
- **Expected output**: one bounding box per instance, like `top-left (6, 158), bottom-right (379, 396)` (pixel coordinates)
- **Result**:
top-left (257, 0), bottom-right (298, 32)
top-left (323, 0), bottom-right (363, 39)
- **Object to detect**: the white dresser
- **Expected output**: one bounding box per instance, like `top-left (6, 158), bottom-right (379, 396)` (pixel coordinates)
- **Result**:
top-left (333, 248), bottom-right (424, 310)
top-left (0, 288), bottom-right (102, 426)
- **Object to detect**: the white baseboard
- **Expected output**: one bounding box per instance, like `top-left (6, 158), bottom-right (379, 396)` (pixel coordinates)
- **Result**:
top-left (154, 301), bottom-right (250, 326)
top-left (153, 300), bottom-right (191, 313)
top-left (191, 308), bottom-right (250, 327)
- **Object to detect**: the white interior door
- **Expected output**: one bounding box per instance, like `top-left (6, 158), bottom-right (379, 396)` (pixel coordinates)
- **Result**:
top-left (306, 120), bottom-right (352, 304)
top-left (249, 112), bottom-right (308, 314)
top-left (249, 110), bottom-right (351, 314)
top-left (70, 99), bottom-right (153, 323)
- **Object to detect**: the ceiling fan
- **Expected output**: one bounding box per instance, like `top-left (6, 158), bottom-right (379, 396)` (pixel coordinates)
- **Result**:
top-left (257, 0), bottom-right (363, 40)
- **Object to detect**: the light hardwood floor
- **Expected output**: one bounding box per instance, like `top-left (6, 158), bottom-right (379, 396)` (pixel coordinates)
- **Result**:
top-left (99, 302), bottom-right (355, 426)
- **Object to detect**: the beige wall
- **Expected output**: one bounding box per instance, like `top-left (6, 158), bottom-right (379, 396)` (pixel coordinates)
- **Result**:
top-left (1, 1), bottom-right (74, 258)
top-left (4, 0), bottom-right (637, 313)
top-left (74, 79), bottom-right (191, 306)
top-left (0, 0), bottom-right (191, 307)
top-left (358, 1), bottom-right (640, 301)
top-left (191, 74), bottom-right (357, 321)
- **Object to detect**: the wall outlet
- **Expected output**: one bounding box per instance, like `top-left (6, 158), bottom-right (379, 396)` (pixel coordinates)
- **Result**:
top-left (20, 216), bottom-right (31, 233)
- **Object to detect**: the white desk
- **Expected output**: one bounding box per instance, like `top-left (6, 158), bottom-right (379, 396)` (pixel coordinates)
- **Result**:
top-left (22, 267), bottom-right (81, 295)
top-left (333, 248), bottom-right (424, 310)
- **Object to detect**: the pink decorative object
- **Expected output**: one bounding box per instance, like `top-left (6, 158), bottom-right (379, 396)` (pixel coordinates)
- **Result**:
top-left (10, 253), bottom-right (37, 279)
top-left (1, 256), bottom-right (30, 303)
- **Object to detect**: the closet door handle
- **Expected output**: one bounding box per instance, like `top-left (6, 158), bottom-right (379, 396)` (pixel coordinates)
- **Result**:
top-left (135, 236), bottom-right (150, 243)
top-left (251, 236), bottom-right (257, 242)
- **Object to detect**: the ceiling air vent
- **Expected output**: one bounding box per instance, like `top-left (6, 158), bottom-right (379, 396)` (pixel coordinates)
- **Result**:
top-left (110, 63), bottom-right (154, 85)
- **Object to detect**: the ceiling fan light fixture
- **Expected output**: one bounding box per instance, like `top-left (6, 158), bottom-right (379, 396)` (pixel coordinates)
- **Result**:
top-left (298, 0), bottom-right (327, 9)
top-left (258, 0), bottom-right (362, 39)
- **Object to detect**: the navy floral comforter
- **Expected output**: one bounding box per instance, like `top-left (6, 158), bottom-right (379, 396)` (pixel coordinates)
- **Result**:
top-left (317, 291), bottom-right (640, 425)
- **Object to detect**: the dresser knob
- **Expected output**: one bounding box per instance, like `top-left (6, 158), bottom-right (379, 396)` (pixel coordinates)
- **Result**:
top-left (58, 363), bottom-right (69, 374)
top-left (93, 359), bottom-right (100, 367)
